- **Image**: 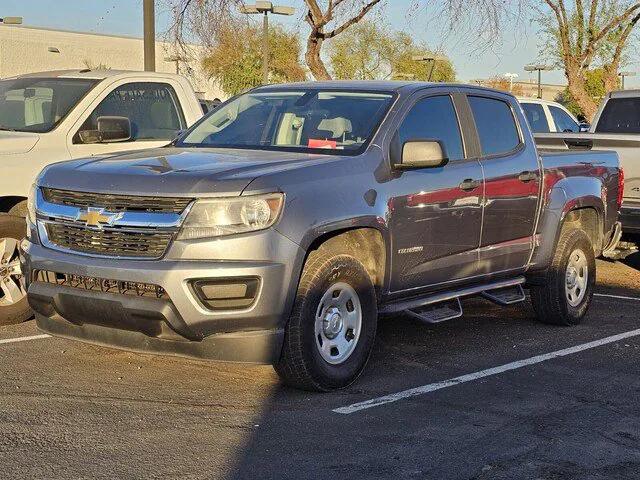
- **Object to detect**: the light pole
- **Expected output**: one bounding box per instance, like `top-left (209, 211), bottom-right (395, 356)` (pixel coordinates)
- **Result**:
top-left (504, 72), bottom-right (518, 92)
top-left (0, 16), bottom-right (22, 24)
top-left (143, 0), bottom-right (155, 72)
top-left (412, 55), bottom-right (445, 82)
top-left (619, 71), bottom-right (636, 90)
top-left (240, 2), bottom-right (295, 84)
top-left (524, 64), bottom-right (553, 99)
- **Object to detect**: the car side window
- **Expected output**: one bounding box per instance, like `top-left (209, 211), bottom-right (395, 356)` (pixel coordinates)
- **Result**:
top-left (397, 95), bottom-right (464, 161)
top-left (521, 103), bottom-right (549, 133)
top-left (73, 82), bottom-right (185, 144)
top-left (468, 96), bottom-right (520, 156)
top-left (549, 105), bottom-right (579, 132)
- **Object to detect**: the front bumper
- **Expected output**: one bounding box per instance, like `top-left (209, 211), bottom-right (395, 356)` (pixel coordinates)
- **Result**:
top-left (20, 230), bottom-right (304, 364)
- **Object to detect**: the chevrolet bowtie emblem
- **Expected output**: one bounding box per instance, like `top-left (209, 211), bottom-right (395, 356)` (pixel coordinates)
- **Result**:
top-left (77, 208), bottom-right (122, 228)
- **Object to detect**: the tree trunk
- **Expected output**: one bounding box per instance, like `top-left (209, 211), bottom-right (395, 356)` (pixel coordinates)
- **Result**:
top-left (306, 35), bottom-right (332, 80)
top-left (566, 68), bottom-right (598, 120)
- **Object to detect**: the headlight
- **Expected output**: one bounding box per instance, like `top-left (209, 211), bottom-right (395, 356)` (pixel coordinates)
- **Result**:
top-left (27, 183), bottom-right (37, 224)
top-left (177, 193), bottom-right (284, 240)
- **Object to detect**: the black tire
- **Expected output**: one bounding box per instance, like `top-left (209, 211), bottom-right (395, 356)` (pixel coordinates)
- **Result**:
top-left (530, 228), bottom-right (595, 326)
top-left (0, 215), bottom-right (31, 326)
top-left (275, 253), bottom-right (378, 392)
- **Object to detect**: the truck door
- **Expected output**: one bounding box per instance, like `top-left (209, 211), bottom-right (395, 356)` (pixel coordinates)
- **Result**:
top-left (67, 81), bottom-right (187, 158)
top-left (388, 92), bottom-right (484, 292)
top-left (466, 94), bottom-right (541, 274)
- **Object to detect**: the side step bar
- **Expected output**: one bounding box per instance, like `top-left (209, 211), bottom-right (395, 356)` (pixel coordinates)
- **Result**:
top-left (481, 285), bottom-right (526, 306)
top-left (406, 298), bottom-right (463, 324)
top-left (380, 276), bottom-right (526, 315)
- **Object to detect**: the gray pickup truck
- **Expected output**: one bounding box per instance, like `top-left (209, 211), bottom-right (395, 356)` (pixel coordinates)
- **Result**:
top-left (19, 82), bottom-right (622, 391)
top-left (535, 89), bottom-right (640, 234)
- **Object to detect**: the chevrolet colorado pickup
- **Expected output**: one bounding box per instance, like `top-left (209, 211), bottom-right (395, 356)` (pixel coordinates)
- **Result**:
top-left (0, 69), bottom-right (204, 324)
top-left (20, 82), bottom-right (622, 391)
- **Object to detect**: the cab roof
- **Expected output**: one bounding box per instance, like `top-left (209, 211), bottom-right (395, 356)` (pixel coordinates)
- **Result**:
top-left (3, 69), bottom-right (185, 82)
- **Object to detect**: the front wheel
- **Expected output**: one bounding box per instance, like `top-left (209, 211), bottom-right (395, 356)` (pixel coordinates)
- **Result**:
top-left (530, 228), bottom-right (595, 326)
top-left (0, 215), bottom-right (31, 326)
top-left (275, 253), bottom-right (377, 391)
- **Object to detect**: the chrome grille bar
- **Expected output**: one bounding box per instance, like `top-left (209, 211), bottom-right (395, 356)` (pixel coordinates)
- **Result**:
top-left (42, 188), bottom-right (193, 214)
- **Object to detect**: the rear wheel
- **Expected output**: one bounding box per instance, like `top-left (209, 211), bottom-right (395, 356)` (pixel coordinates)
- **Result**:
top-left (275, 253), bottom-right (377, 391)
top-left (0, 215), bottom-right (31, 326)
top-left (531, 228), bottom-right (595, 326)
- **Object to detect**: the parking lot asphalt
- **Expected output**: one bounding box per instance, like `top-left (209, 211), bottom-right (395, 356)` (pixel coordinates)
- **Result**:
top-left (2, 256), bottom-right (640, 480)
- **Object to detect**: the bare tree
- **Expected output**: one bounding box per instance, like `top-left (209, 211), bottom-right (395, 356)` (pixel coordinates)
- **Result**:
top-left (540, 1), bottom-right (640, 118)
top-left (303, 1), bottom-right (383, 80)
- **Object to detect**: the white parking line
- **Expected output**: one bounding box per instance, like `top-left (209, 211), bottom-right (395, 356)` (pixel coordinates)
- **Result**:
top-left (0, 334), bottom-right (50, 345)
top-left (333, 328), bottom-right (640, 415)
top-left (595, 293), bottom-right (640, 301)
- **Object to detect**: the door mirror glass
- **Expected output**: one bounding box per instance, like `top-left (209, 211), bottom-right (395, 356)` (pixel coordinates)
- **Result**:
top-left (78, 115), bottom-right (131, 144)
top-left (397, 140), bottom-right (448, 169)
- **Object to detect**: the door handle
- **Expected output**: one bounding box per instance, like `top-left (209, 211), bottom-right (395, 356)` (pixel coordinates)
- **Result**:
top-left (459, 179), bottom-right (481, 191)
top-left (518, 171), bottom-right (537, 183)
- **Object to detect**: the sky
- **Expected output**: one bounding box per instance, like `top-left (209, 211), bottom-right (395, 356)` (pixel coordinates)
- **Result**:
top-left (2, 0), bottom-right (638, 88)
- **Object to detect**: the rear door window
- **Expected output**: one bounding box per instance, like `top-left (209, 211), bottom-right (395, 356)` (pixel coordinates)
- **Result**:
top-left (595, 97), bottom-right (640, 133)
top-left (74, 82), bottom-right (185, 143)
top-left (521, 103), bottom-right (549, 133)
top-left (468, 96), bottom-right (520, 156)
top-left (397, 95), bottom-right (464, 160)
top-left (549, 105), bottom-right (579, 132)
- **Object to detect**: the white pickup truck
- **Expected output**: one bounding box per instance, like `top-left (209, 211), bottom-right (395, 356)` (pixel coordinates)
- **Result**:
top-left (0, 69), bottom-right (204, 324)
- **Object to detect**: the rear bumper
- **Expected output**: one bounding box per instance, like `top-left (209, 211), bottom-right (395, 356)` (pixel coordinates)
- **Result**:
top-left (621, 203), bottom-right (640, 233)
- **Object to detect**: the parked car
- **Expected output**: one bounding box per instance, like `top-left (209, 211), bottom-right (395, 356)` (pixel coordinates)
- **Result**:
top-left (199, 98), bottom-right (222, 114)
top-left (535, 89), bottom-right (640, 235)
top-left (0, 69), bottom-right (205, 324)
top-left (518, 97), bottom-right (588, 133)
top-left (21, 82), bottom-right (622, 391)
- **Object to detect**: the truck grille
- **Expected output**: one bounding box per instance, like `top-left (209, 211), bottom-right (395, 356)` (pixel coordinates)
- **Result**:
top-left (34, 270), bottom-right (168, 298)
top-left (42, 188), bottom-right (192, 214)
top-left (46, 223), bottom-right (173, 258)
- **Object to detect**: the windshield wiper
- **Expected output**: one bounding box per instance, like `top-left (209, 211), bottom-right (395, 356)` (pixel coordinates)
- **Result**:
top-left (0, 125), bottom-right (16, 132)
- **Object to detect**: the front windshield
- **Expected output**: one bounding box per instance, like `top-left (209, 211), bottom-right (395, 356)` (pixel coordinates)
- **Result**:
top-left (179, 89), bottom-right (395, 154)
top-left (0, 77), bottom-right (98, 133)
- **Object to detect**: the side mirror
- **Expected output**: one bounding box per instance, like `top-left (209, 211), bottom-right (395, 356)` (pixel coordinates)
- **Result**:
top-left (395, 140), bottom-right (449, 169)
top-left (78, 116), bottom-right (131, 144)
top-left (579, 123), bottom-right (590, 133)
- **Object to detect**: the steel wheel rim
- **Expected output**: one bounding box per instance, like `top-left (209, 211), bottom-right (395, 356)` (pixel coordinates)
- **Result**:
top-left (0, 237), bottom-right (26, 306)
top-left (565, 248), bottom-right (588, 308)
top-left (314, 282), bottom-right (362, 365)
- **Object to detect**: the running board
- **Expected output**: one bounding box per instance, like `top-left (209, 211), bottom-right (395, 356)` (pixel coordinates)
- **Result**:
top-left (380, 276), bottom-right (526, 315)
top-left (406, 298), bottom-right (462, 324)
top-left (481, 285), bottom-right (526, 306)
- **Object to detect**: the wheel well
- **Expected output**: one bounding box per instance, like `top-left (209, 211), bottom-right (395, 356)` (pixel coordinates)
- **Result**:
top-left (0, 197), bottom-right (27, 216)
top-left (307, 228), bottom-right (386, 294)
top-left (563, 207), bottom-right (602, 254)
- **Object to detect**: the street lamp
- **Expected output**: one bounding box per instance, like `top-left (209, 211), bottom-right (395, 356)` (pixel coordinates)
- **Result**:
top-left (619, 71), bottom-right (636, 90)
top-left (504, 72), bottom-right (518, 92)
top-left (0, 16), bottom-right (22, 24)
top-left (240, 2), bottom-right (295, 84)
top-left (524, 64), bottom-right (553, 99)
top-left (412, 55), bottom-right (442, 82)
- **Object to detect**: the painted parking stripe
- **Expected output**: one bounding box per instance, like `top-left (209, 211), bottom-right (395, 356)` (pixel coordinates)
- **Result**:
top-left (333, 328), bottom-right (640, 415)
top-left (595, 293), bottom-right (640, 301)
top-left (0, 334), bottom-right (50, 345)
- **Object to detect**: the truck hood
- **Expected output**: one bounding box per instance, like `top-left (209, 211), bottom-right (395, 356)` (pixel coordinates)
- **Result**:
top-left (38, 147), bottom-right (338, 196)
top-left (0, 131), bottom-right (40, 155)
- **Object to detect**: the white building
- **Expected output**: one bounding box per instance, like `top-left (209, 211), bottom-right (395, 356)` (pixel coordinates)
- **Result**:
top-left (0, 24), bottom-right (224, 101)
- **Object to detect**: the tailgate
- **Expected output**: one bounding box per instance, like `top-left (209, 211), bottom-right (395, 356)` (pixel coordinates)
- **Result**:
top-left (535, 132), bottom-right (639, 202)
